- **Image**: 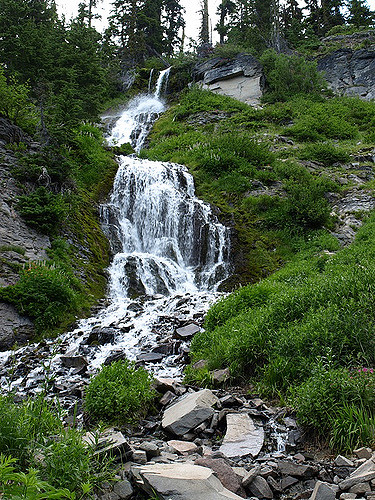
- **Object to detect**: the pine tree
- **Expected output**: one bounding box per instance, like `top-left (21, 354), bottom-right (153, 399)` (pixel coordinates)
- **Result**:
top-left (216, 0), bottom-right (236, 44)
top-left (347, 0), bottom-right (374, 27)
top-left (199, 0), bottom-right (210, 44)
top-left (163, 0), bottom-right (185, 56)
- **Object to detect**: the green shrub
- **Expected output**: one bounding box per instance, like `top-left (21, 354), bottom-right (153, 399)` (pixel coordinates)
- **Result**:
top-left (17, 187), bottom-right (66, 235)
top-left (299, 142), bottom-right (350, 166)
top-left (0, 262), bottom-right (80, 332)
top-left (260, 50), bottom-right (327, 102)
top-left (84, 360), bottom-right (155, 425)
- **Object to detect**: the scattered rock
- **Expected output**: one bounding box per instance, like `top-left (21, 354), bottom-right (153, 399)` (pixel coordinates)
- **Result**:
top-left (195, 457), bottom-right (247, 497)
top-left (335, 456), bottom-right (355, 467)
top-left (162, 389), bottom-right (219, 436)
top-left (136, 463), bottom-right (245, 499)
top-left (353, 448), bottom-right (373, 460)
top-left (82, 429), bottom-right (131, 459)
top-left (112, 479), bottom-right (133, 499)
top-left (219, 413), bottom-right (264, 458)
top-left (168, 440), bottom-right (199, 455)
top-left (174, 323), bottom-right (200, 339)
top-left (249, 476), bottom-right (274, 499)
top-left (310, 481), bottom-right (337, 500)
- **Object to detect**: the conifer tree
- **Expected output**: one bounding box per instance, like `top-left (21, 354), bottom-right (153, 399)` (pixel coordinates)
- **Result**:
top-left (216, 0), bottom-right (236, 44)
top-left (163, 0), bottom-right (185, 56)
top-left (347, 0), bottom-right (374, 27)
top-left (199, 0), bottom-right (210, 44)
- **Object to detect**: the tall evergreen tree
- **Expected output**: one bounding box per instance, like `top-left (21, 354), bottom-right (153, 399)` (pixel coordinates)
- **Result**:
top-left (199, 0), bottom-right (210, 44)
top-left (163, 0), bottom-right (185, 56)
top-left (216, 0), bottom-right (236, 44)
top-left (347, 0), bottom-right (374, 27)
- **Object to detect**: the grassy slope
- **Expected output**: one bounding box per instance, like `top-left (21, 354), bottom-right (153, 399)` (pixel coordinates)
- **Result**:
top-left (143, 86), bottom-right (375, 451)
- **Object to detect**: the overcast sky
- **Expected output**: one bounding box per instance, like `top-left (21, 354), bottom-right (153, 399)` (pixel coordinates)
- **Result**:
top-left (56, 0), bottom-right (375, 44)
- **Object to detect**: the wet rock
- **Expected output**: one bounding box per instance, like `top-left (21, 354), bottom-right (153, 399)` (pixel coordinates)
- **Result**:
top-left (86, 327), bottom-right (117, 345)
top-left (219, 413), bottom-right (264, 458)
top-left (174, 323), bottom-right (200, 339)
top-left (249, 476), bottom-right (274, 499)
top-left (136, 463), bottom-right (245, 499)
top-left (136, 352), bottom-right (164, 363)
top-left (60, 354), bottom-right (88, 369)
top-left (168, 440), bottom-right (199, 455)
top-left (195, 457), bottom-right (247, 497)
top-left (310, 481), bottom-right (337, 500)
top-left (162, 389), bottom-right (219, 436)
top-left (112, 479), bottom-right (133, 499)
top-left (103, 351), bottom-right (127, 366)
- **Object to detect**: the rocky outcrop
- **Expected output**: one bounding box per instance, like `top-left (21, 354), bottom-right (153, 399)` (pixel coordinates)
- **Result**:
top-left (193, 54), bottom-right (265, 106)
top-left (0, 122), bottom-right (50, 350)
top-left (317, 47), bottom-right (375, 99)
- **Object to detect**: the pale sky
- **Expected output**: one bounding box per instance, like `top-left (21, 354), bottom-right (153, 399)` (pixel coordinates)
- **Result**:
top-left (56, 0), bottom-right (375, 44)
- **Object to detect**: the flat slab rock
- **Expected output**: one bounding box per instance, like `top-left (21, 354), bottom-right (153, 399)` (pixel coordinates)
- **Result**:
top-left (137, 463), bottom-right (244, 500)
top-left (219, 413), bottom-right (264, 458)
top-left (162, 389), bottom-right (219, 436)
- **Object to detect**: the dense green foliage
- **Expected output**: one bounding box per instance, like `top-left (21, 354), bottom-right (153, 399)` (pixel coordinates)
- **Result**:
top-left (260, 50), bottom-right (327, 102)
top-left (188, 216), bottom-right (375, 449)
top-left (0, 395), bottom-right (112, 496)
top-left (0, 262), bottom-right (80, 333)
top-left (85, 360), bottom-right (156, 425)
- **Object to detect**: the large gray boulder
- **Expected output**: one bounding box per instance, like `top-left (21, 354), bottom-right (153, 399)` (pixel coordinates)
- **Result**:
top-left (136, 463), bottom-right (245, 500)
top-left (219, 413), bottom-right (264, 458)
top-left (162, 389), bottom-right (219, 436)
top-left (193, 53), bottom-right (264, 106)
top-left (317, 48), bottom-right (375, 100)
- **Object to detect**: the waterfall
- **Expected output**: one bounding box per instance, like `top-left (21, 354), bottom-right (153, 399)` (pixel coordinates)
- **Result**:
top-left (0, 68), bottom-right (232, 387)
top-left (108, 68), bottom-right (171, 153)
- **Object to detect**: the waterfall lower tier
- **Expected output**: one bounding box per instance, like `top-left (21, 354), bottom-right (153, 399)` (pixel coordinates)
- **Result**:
top-left (101, 157), bottom-right (230, 299)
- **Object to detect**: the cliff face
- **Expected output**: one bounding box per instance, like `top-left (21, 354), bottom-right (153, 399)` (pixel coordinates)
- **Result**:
top-left (0, 118), bottom-right (51, 348)
top-left (317, 47), bottom-right (375, 100)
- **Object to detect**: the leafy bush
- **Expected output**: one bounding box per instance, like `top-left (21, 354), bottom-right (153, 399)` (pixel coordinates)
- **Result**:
top-left (0, 262), bottom-right (80, 332)
top-left (0, 396), bottom-right (112, 495)
top-left (84, 360), bottom-right (155, 424)
top-left (0, 455), bottom-right (73, 500)
top-left (17, 187), bottom-right (66, 235)
top-left (299, 142), bottom-right (350, 166)
top-left (260, 50), bottom-right (327, 102)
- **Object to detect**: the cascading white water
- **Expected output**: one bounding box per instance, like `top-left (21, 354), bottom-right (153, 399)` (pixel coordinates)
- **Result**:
top-left (102, 68), bottom-right (230, 301)
top-left (0, 69), bottom-right (232, 390)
